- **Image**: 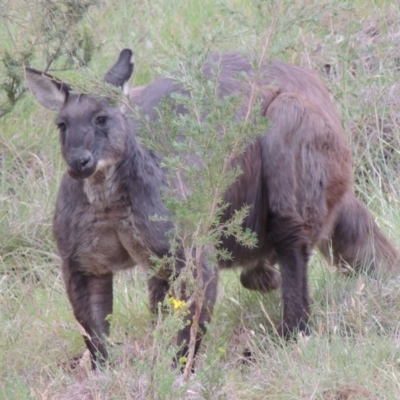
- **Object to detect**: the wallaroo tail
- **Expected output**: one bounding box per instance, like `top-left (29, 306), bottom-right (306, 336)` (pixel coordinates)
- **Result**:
top-left (25, 48), bottom-right (399, 369)
top-left (319, 191), bottom-right (400, 275)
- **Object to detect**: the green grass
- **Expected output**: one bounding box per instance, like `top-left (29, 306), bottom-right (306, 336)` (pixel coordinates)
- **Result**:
top-left (2, 0), bottom-right (400, 398)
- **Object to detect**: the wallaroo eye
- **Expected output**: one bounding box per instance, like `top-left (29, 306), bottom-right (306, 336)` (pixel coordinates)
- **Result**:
top-left (95, 116), bottom-right (108, 126)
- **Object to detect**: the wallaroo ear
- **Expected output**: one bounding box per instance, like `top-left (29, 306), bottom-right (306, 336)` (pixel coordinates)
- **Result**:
top-left (103, 48), bottom-right (134, 93)
top-left (25, 67), bottom-right (70, 111)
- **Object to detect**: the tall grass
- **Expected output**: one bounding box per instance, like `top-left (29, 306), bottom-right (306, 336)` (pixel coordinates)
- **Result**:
top-left (1, 0), bottom-right (400, 398)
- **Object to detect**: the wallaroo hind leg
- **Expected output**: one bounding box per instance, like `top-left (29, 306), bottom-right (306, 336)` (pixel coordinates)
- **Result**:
top-left (260, 92), bottom-right (349, 338)
top-left (240, 259), bottom-right (281, 292)
top-left (270, 215), bottom-right (312, 338)
top-left (62, 262), bottom-right (113, 369)
top-left (318, 192), bottom-right (400, 276)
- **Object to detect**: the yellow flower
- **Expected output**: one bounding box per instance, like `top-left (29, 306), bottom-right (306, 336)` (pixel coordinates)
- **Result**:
top-left (218, 347), bottom-right (226, 355)
top-left (168, 297), bottom-right (187, 312)
top-left (179, 356), bottom-right (187, 366)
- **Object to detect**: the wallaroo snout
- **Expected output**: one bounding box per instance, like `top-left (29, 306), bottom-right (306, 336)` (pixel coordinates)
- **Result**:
top-left (25, 48), bottom-right (400, 370)
top-left (64, 149), bottom-right (94, 179)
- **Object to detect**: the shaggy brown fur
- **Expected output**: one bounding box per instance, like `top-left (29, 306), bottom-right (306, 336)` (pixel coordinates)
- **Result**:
top-left (25, 49), bottom-right (399, 368)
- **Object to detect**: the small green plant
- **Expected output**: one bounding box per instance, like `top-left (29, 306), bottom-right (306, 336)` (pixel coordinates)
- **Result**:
top-left (135, 46), bottom-right (274, 377)
top-left (0, 0), bottom-right (99, 118)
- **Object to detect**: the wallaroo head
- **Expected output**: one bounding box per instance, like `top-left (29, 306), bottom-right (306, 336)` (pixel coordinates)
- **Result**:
top-left (25, 49), bottom-right (135, 179)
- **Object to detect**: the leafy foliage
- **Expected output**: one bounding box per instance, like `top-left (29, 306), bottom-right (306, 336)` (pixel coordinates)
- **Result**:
top-left (0, 0), bottom-right (99, 118)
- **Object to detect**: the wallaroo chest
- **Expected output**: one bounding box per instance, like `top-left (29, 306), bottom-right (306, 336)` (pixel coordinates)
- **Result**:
top-left (53, 162), bottom-right (156, 275)
top-left (82, 163), bottom-right (119, 207)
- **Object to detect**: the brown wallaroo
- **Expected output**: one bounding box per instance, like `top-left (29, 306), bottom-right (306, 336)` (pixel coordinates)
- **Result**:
top-left (25, 49), bottom-right (399, 369)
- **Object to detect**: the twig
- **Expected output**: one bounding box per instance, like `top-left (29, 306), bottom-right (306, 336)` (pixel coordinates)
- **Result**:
top-left (44, 41), bottom-right (63, 74)
top-left (182, 223), bottom-right (204, 380)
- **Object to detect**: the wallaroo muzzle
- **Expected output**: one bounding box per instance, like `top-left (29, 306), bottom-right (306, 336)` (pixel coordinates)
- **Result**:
top-left (65, 149), bottom-right (96, 179)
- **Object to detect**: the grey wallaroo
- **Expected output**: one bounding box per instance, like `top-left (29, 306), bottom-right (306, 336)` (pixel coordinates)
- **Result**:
top-left (25, 49), bottom-right (399, 369)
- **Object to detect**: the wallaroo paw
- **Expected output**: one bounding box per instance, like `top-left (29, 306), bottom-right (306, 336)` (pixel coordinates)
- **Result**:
top-left (278, 320), bottom-right (311, 341)
top-left (240, 262), bottom-right (281, 292)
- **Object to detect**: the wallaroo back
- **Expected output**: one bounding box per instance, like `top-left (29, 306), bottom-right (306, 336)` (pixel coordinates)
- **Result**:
top-left (25, 49), bottom-right (399, 369)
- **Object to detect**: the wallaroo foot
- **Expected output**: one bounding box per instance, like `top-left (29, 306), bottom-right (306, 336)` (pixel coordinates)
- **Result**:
top-left (278, 320), bottom-right (311, 341)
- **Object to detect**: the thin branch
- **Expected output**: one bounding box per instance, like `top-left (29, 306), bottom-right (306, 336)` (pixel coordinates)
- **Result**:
top-left (44, 41), bottom-right (63, 73)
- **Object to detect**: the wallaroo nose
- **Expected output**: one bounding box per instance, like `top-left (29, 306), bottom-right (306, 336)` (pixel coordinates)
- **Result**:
top-left (68, 150), bottom-right (94, 173)
top-left (80, 154), bottom-right (92, 170)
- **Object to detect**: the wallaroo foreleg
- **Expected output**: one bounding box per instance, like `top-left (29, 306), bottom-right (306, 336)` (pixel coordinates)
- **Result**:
top-left (148, 257), bottom-right (218, 368)
top-left (175, 265), bottom-right (218, 368)
top-left (62, 262), bottom-right (113, 369)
